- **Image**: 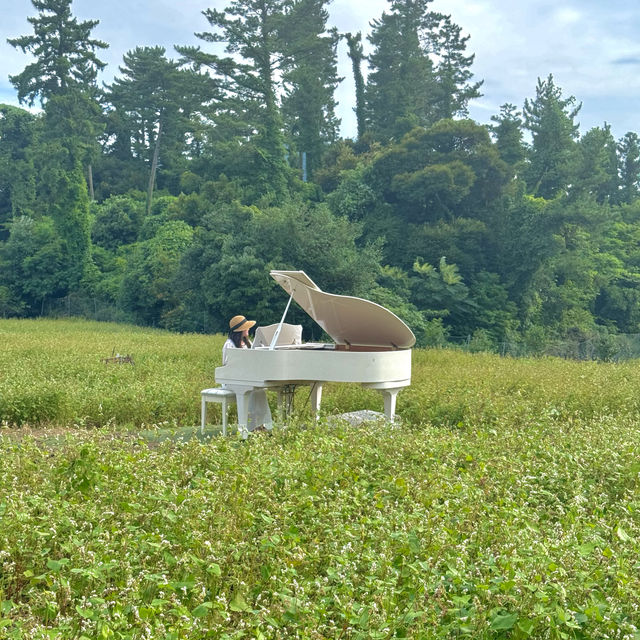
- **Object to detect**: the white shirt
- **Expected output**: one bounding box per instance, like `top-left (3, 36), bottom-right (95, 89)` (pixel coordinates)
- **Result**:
top-left (222, 337), bottom-right (251, 365)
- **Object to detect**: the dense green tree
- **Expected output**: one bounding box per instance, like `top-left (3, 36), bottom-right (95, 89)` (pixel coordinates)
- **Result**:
top-left (365, 1), bottom-right (481, 142)
top-left (1, 100), bottom-right (95, 300)
top-left (106, 47), bottom-right (178, 162)
top-left (105, 47), bottom-right (211, 212)
top-left (8, 0), bottom-right (107, 106)
top-left (511, 196), bottom-right (614, 333)
top-left (617, 132), bottom-right (640, 204)
top-left (408, 256), bottom-right (476, 337)
top-left (40, 90), bottom-right (104, 171)
top-left (429, 14), bottom-right (483, 121)
top-left (326, 166), bottom-right (378, 222)
top-left (367, 266), bottom-right (446, 348)
top-left (490, 103), bottom-right (525, 169)
top-left (91, 194), bottom-right (145, 251)
top-left (594, 269), bottom-right (640, 333)
top-left (312, 139), bottom-right (361, 193)
top-left (173, 199), bottom-right (382, 333)
top-left (523, 74), bottom-right (580, 199)
top-left (178, 0), bottom-right (291, 197)
top-left (401, 217), bottom-right (491, 278)
top-left (468, 270), bottom-right (518, 341)
top-left (7, 0), bottom-right (105, 297)
top-left (368, 119), bottom-right (508, 224)
top-left (365, 0), bottom-right (437, 142)
top-left (592, 201), bottom-right (640, 331)
top-left (85, 244), bottom-right (127, 307)
top-left (0, 105), bottom-right (37, 233)
top-left (280, 0), bottom-right (340, 180)
top-left (8, 0), bottom-right (107, 189)
top-left (43, 162), bottom-right (92, 291)
top-left (572, 125), bottom-right (619, 203)
top-left (493, 195), bottom-right (560, 309)
top-left (0, 216), bottom-right (66, 314)
top-left (119, 220), bottom-right (194, 326)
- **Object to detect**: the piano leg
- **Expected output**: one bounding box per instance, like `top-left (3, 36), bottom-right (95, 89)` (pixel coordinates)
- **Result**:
top-left (381, 389), bottom-right (400, 422)
top-left (361, 381), bottom-right (408, 423)
top-left (310, 382), bottom-right (323, 420)
top-left (227, 386), bottom-right (252, 439)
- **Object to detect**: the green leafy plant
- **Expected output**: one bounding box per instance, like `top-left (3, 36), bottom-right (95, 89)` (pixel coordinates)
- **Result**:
top-left (3, 318), bottom-right (640, 637)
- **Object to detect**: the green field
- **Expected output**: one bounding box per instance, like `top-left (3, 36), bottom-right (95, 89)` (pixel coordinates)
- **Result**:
top-left (2, 319), bottom-right (640, 638)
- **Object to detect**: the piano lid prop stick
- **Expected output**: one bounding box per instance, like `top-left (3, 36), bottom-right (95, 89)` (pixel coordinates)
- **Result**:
top-left (269, 291), bottom-right (294, 350)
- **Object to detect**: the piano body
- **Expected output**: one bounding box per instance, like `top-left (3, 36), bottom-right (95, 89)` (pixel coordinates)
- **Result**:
top-left (214, 270), bottom-right (415, 431)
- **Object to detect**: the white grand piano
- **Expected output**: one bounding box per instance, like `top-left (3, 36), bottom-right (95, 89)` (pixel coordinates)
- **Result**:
top-left (214, 270), bottom-right (415, 429)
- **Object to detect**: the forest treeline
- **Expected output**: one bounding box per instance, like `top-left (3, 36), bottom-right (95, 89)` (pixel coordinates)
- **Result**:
top-left (2, 0), bottom-right (640, 354)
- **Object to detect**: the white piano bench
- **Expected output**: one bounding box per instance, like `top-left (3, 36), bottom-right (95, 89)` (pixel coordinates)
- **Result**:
top-left (201, 388), bottom-right (236, 436)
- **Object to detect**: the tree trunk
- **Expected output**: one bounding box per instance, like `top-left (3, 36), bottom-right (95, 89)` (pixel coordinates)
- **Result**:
top-left (345, 32), bottom-right (366, 140)
top-left (87, 164), bottom-right (94, 202)
top-left (146, 118), bottom-right (163, 217)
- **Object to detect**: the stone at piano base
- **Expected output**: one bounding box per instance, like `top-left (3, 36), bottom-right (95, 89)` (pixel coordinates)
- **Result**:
top-left (329, 409), bottom-right (393, 427)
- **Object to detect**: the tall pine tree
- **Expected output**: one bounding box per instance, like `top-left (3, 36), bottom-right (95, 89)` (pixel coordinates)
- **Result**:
top-left (429, 14), bottom-right (483, 121)
top-left (490, 103), bottom-right (525, 169)
top-left (177, 0), bottom-right (291, 197)
top-left (573, 125), bottom-right (619, 204)
top-left (617, 132), bottom-right (640, 204)
top-left (365, 0), bottom-right (482, 142)
top-left (280, 0), bottom-right (340, 180)
top-left (105, 47), bottom-right (209, 211)
top-left (365, 0), bottom-right (437, 142)
top-left (7, 0), bottom-right (107, 296)
top-left (344, 32), bottom-right (367, 141)
top-left (523, 74), bottom-right (581, 199)
top-left (8, 0), bottom-right (107, 106)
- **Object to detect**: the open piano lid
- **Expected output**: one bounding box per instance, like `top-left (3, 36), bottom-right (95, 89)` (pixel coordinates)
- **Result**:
top-left (270, 270), bottom-right (416, 349)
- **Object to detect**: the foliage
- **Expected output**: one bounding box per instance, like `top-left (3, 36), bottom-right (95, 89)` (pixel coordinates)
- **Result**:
top-left (490, 103), bottom-right (525, 170)
top-left (0, 104), bottom-right (37, 227)
top-left (119, 221), bottom-right (195, 327)
top-left (91, 195), bottom-right (145, 251)
top-left (617, 132), bottom-right (640, 204)
top-left (429, 13), bottom-right (484, 121)
top-left (364, 0), bottom-right (482, 141)
top-left (343, 32), bottom-right (366, 140)
top-left (0, 217), bottom-right (67, 314)
top-left (175, 199), bottom-right (382, 334)
top-left (177, 0), bottom-right (292, 197)
top-left (103, 46), bottom-right (210, 207)
top-left (368, 119), bottom-right (508, 224)
top-left (572, 125), bottom-right (619, 204)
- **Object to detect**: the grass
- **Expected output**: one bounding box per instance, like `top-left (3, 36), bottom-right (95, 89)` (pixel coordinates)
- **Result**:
top-left (0, 318), bottom-right (220, 428)
top-left (1, 318), bottom-right (640, 638)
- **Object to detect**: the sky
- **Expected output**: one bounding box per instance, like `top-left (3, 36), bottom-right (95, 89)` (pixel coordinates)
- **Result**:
top-left (1, 0), bottom-right (640, 140)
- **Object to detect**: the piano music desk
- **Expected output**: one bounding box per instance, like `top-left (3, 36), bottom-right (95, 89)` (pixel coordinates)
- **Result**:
top-left (201, 387), bottom-right (236, 436)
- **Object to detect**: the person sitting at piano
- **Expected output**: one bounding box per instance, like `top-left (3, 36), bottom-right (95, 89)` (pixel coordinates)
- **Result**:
top-left (222, 315), bottom-right (273, 434)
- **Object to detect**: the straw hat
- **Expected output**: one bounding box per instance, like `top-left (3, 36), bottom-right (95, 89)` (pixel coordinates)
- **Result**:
top-left (229, 315), bottom-right (256, 332)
